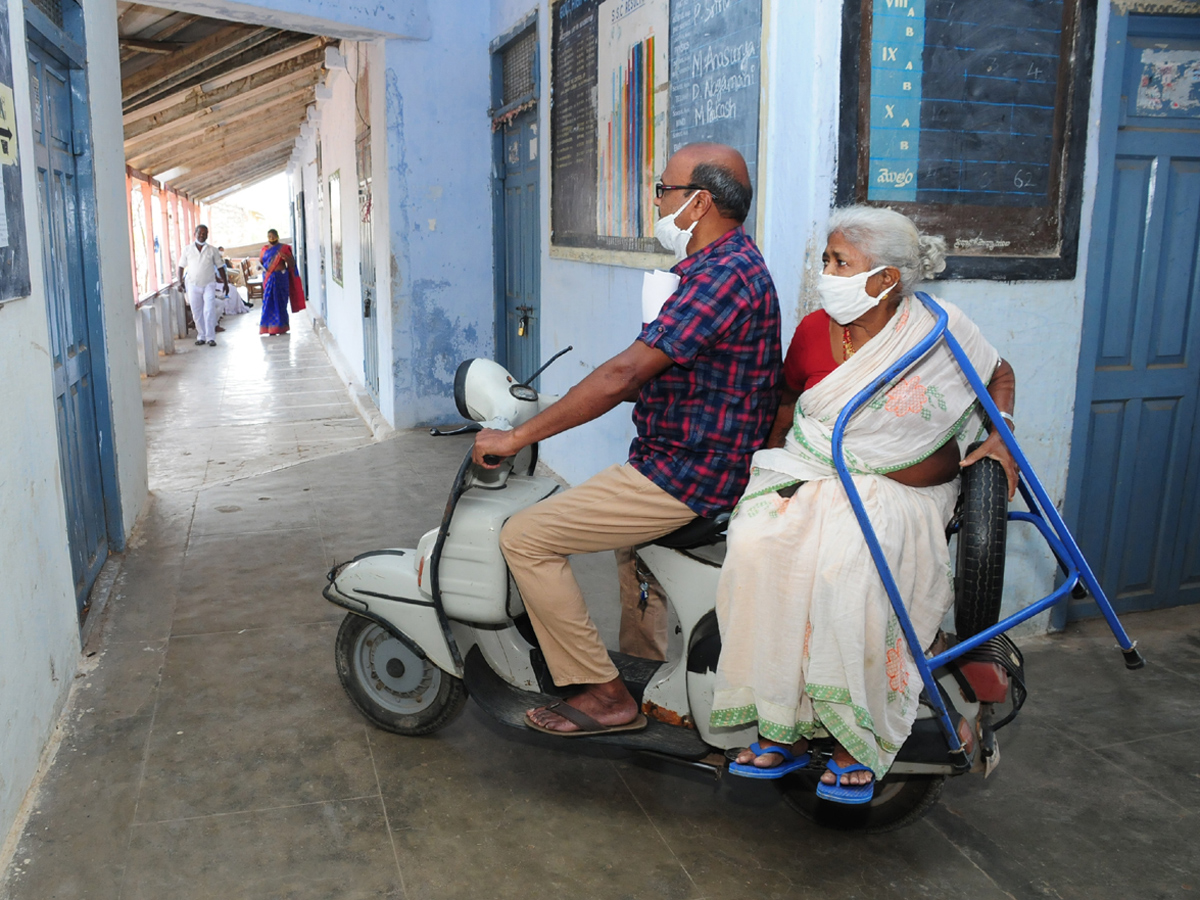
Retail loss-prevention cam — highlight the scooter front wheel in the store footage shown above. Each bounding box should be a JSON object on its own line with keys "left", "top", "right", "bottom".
{"left": 776, "top": 770, "right": 944, "bottom": 834}
{"left": 335, "top": 613, "right": 468, "bottom": 736}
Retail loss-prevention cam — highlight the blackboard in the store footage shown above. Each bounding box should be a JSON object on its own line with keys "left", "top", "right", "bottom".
{"left": 550, "top": 0, "right": 765, "bottom": 260}
{"left": 838, "top": 0, "right": 1094, "bottom": 279}
{"left": 0, "top": 3, "right": 32, "bottom": 302}
{"left": 668, "top": 0, "right": 762, "bottom": 237}
{"left": 550, "top": 0, "right": 601, "bottom": 250}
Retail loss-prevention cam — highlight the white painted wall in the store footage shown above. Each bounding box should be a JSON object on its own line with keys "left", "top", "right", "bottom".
{"left": 288, "top": 39, "right": 395, "bottom": 417}
{"left": 367, "top": 38, "right": 395, "bottom": 425}
{"left": 85, "top": 0, "right": 150, "bottom": 537}
{"left": 297, "top": 153, "right": 324, "bottom": 320}
{"left": 317, "top": 50, "right": 366, "bottom": 383}
{"left": 1, "top": 0, "right": 148, "bottom": 852}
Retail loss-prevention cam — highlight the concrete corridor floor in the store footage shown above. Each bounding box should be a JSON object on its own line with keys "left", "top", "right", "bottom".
{"left": 3, "top": 311, "right": 1200, "bottom": 899}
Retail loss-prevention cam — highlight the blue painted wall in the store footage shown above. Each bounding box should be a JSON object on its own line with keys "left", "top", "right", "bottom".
{"left": 384, "top": 1, "right": 495, "bottom": 427}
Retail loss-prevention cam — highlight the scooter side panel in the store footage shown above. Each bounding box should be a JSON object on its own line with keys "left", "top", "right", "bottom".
{"left": 327, "top": 552, "right": 458, "bottom": 676}
{"left": 633, "top": 545, "right": 725, "bottom": 737}
{"left": 438, "top": 476, "right": 559, "bottom": 624}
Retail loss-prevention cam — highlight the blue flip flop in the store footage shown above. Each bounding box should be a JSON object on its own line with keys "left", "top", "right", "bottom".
{"left": 815, "top": 758, "right": 876, "bottom": 805}
{"left": 727, "top": 742, "right": 812, "bottom": 780}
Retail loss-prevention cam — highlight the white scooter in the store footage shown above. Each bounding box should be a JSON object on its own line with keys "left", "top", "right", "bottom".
{"left": 323, "top": 350, "right": 1029, "bottom": 832}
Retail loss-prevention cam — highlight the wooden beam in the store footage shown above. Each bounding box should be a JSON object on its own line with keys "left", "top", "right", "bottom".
{"left": 123, "top": 70, "right": 319, "bottom": 155}
{"left": 123, "top": 45, "right": 325, "bottom": 137}
{"left": 181, "top": 150, "right": 293, "bottom": 198}
{"left": 145, "top": 12, "right": 201, "bottom": 42}
{"left": 178, "top": 145, "right": 294, "bottom": 193}
{"left": 121, "top": 24, "right": 269, "bottom": 106}
{"left": 117, "top": 3, "right": 155, "bottom": 29}
{"left": 166, "top": 135, "right": 300, "bottom": 187}
{"left": 126, "top": 90, "right": 314, "bottom": 169}
{"left": 138, "top": 110, "right": 305, "bottom": 175}
{"left": 194, "top": 159, "right": 292, "bottom": 200}
{"left": 195, "top": 162, "right": 293, "bottom": 201}
{"left": 125, "top": 31, "right": 314, "bottom": 114}
{"left": 198, "top": 35, "right": 327, "bottom": 93}
{"left": 119, "top": 37, "right": 185, "bottom": 54}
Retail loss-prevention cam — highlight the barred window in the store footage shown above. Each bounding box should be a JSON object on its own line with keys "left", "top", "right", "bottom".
{"left": 29, "top": 0, "right": 63, "bottom": 27}
{"left": 501, "top": 28, "right": 536, "bottom": 106}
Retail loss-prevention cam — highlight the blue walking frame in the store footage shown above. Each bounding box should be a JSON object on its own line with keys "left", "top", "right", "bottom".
{"left": 831, "top": 292, "right": 1146, "bottom": 770}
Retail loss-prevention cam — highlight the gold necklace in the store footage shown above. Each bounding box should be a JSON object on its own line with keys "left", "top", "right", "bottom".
{"left": 842, "top": 326, "right": 856, "bottom": 360}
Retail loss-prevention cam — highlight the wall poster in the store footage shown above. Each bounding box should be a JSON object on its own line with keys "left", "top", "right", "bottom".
{"left": 550, "top": 0, "right": 764, "bottom": 262}
{"left": 0, "top": 3, "right": 31, "bottom": 302}
{"left": 838, "top": 0, "right": 1094, "bottom": 279}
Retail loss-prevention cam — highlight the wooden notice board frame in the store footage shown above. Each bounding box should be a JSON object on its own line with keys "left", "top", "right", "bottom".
{"left": 837, "top": 0, "right": 1096, "bottom": 280}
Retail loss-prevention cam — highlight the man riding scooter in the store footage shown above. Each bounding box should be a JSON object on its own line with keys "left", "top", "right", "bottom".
{"left": 471, "top": 142, "right": 783, "bottom": 737}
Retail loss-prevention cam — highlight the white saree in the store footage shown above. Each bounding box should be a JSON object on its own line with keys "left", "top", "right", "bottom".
{"left": 710, "top": 295, "right": 1000, "bottom": 777}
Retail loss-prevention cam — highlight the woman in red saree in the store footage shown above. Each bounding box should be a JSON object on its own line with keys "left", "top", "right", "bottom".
{"left": 259, "top": 229, "right": 306, "bottom": 335}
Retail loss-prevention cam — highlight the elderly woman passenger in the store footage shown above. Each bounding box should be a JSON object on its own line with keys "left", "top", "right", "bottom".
{"left": 711, "top": 206, "right": 1017, "bottom": 804}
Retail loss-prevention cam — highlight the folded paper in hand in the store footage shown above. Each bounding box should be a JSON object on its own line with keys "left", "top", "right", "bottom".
{"left": 642, "top": 269, "right": 681, "bottom": 325}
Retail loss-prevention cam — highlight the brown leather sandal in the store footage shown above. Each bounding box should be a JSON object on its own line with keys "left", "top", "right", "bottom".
{"left": 523, "top": 701, "right": 647, "bottom": 737}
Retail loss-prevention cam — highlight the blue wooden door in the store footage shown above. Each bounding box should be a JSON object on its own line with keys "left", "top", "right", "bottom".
{"left": 501, "top": 108, "right": 540, "bottom": 384}
{"left": 358, "top": 131, "right": 379, "bottom": 403}
{"left": 1066, "top": 15, "right": 1200, "bottom": 620}
{"left": 29, "top": 41, "right": 108, "bottom": 612}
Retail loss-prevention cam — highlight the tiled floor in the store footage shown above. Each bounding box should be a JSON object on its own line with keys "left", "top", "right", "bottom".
{"left": 141, "top": 307, "right": 375, "bottom": 493}
{"left": 2, "top": 313, "right": 1199, "bottom": 899}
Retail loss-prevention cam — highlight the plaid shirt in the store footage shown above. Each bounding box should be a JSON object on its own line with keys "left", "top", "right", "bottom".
{"left": 631, "top": 227, "right": 782, "bottom": 516}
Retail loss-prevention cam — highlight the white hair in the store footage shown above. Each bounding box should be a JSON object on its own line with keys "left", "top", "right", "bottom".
{"left": 826, "top": 205, "right": 946, "bottom": 292}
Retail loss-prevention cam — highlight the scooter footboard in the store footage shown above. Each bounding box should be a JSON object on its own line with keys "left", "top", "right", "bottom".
{"left": 324, "top": 550, "right": 459, "bottom": 676}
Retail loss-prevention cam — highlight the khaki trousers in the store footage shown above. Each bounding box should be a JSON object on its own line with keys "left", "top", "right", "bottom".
{"left": 500, "top": 464, "right": 697, "bottom": 685}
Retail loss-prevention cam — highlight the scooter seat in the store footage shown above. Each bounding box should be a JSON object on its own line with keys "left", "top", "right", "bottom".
{"left": 652, "top": 512, "right": 731, "bottom": 550}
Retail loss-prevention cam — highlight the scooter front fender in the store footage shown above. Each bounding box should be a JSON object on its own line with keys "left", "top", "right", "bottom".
{"left": 324, "top": 550, "right": 459, "bottom": 677}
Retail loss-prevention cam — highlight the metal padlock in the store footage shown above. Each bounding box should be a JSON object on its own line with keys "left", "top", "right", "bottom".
{"left": 518, "top": 316, "right": 527, "bottom": 337}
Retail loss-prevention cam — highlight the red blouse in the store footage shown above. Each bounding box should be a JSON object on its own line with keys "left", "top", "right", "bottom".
{"left": 783, "top": 309, "right": 839, "bottom": 392}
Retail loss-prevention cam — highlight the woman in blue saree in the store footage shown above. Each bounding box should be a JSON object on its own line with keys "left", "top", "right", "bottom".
{"left": 259, "top": 229, "right": 304, "bottom": 335}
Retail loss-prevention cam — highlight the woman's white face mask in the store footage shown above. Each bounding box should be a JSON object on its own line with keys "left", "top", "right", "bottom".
{"left": 817, "top": 265, "right": 895, "bottom": 325}
{"left": 654, "top": 191, "right": 700, "bottom": 260}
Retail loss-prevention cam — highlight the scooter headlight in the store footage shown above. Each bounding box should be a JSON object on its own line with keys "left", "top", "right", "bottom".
{"left": 453, "top": 358, "right": 535, "bottom": 424}
{"left": 453, "top": 359, "right": 475, "bottom": 421}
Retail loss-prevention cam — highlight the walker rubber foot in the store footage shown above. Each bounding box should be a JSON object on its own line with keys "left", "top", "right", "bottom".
{"left": 1122, "top": 643, "right": 1146, "bottom": 670}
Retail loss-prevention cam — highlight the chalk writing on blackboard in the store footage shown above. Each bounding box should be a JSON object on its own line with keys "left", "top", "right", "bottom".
{"left": 551, "top": 0, "right": 764, "bottom": 258}
{"left": 842, "top": 0, "right": 1090, "bottom": 277}
{"left": 669, "top": 0, "right": 762, "bottom": 235}
{"left": 868, "top": 0, "right": 1064, "bottom": 208}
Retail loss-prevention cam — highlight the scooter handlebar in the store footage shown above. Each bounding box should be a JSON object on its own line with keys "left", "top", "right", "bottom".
{"left": 429, "top": 423, "right": 483, "bottom": 437}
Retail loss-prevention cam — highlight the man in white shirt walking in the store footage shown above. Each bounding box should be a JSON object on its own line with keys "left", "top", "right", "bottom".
{"left": 177, "top": 224, "right": 229, "bottom": 347}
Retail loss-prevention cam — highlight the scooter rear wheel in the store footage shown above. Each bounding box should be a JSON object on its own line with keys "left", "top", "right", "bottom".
{"left": 776, "top": 770, "right": 944, "bottom": 833}
{"left": 335, "top": 613, "right": 468, "bottom": 736}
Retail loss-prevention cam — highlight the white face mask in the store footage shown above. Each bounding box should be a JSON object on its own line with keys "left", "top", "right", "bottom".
{"left": 654, "top": 191, "right": 699, "bottom": 260}
{"left": 817, "top": 265, "right": 896, "bottom": 325}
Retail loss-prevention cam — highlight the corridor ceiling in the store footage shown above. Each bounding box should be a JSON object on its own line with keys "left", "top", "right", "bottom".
{"left": 118, "top": 3, "right": 332, "bottom": 200}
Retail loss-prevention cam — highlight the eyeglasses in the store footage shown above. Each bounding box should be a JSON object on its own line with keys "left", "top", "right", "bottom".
{"left": 654, "top": 183, "right": 704, "bottom": 199}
